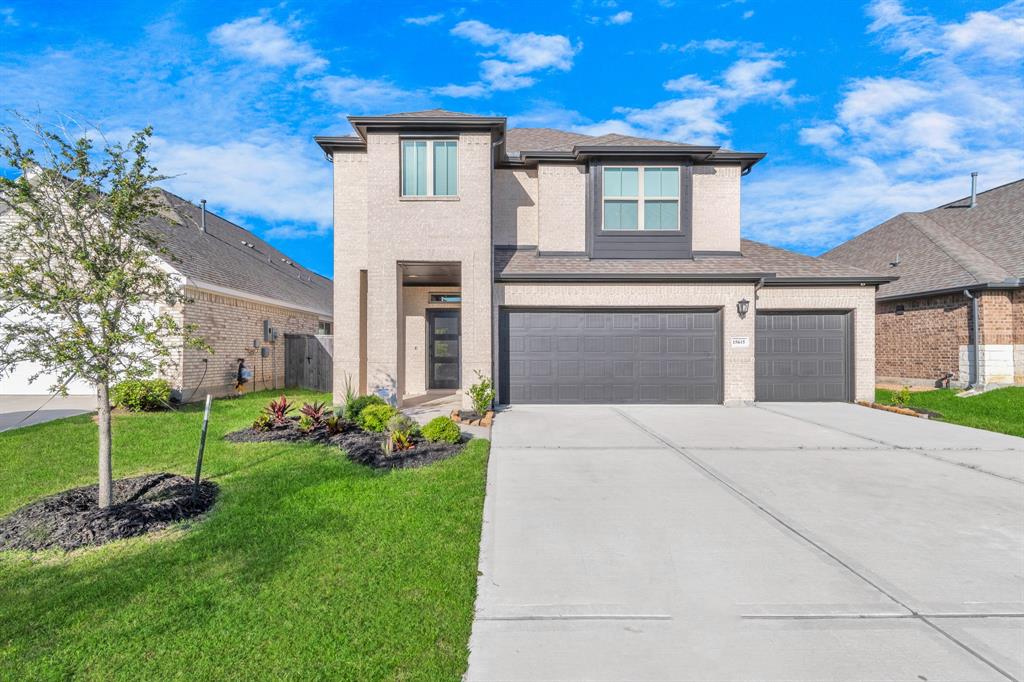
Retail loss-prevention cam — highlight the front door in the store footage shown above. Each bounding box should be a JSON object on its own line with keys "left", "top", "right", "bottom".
{"left": 427, "top": 309, "right": 461, "bottom": 389}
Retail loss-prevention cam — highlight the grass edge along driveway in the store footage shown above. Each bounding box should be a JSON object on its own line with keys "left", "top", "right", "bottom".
{"left": 0, "top": 389, "right": 490, "bottom": 681}
{"left": 875, "top": 386, "right": 1024, "bottom": 439}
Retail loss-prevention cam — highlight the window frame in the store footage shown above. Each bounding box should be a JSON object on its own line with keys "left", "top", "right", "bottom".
{"left": 600, "top": 165, "right": 681, "bottom": 232}
{"left": 400, "top": 138, "right": 459, "bottom": 198}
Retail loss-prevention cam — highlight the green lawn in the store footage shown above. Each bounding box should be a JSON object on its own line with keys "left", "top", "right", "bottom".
{"left": 875, "top": 386, "right": 1024, "bottom": 438}
{"left": 0, "top": 390, "right": 489, "bottom": 681}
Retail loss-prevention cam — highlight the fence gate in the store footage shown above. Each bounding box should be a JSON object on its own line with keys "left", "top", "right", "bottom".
{"left": 285, "top": 334, "right": 333, "bottom": 393}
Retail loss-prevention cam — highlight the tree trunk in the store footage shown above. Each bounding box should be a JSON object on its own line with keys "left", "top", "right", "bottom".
{"left": 97, "top": 381, "right": 113, "bottom": 509}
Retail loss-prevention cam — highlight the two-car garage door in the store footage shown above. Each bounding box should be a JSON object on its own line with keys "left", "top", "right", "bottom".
{"left": 498, "top": 308, "right": 851, "bottom": 404}
{"left": 499, "top": 309, "right": 722, "bottom": 404}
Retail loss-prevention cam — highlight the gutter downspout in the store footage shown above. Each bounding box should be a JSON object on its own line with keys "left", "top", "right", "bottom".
{"left": 964, "top": 289, "right": 980, "bottom": 388}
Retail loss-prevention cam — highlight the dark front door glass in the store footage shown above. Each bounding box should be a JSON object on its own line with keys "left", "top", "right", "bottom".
{"left": 428, "top": 310, "right": 460, "bottom": 389}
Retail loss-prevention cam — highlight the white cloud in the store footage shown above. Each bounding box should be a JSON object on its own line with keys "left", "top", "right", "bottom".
{"left": 320, "top": 75, "right": 417, "bottom": 110}
{"left": 798, "top": 123, "right": 844, "bottom": 149}
{"left": 748, "top": 0, "right": 1024, "bottom": 252}
{"left": 584, "top": 57, "right": 797, "bottom": 143}
{"left": 607, "top": 11, "right": 633, "bottom": 25}
{"left": 151, "top": 135, "right": 332, "bottom": 231}
{"left": 443, "top": 20, "right": 580, "bottom": 96}
{"left": 1, "top": 7, "right": 17, "bottom": 27}
{"left": 742, "top": 10, "right": 754, "bottom": 19}
{"left": 209, "top": 13, "right": 328, "bottom": 75}
{"left": 432, "top": 82, "right": 488, "bottom": 98}
{"left": 405, "top": 13, "right": 444, "bottom": 26}
{"left": 668, "top": 38, "right": 787, "bottom": 59}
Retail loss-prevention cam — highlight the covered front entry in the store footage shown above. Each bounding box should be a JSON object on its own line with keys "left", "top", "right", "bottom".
{"left": 755, "top": 311, "right": 852, "bottom": 401}
{"left": 498, "top": 308, "right": 722, "bottom": 404}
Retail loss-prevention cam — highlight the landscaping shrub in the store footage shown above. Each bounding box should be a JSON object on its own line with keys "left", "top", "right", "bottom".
{"left": 298, "top": 415, "right": 315, "bottom": 432}
{"left": 422, "top": 416, "right": 461, "bottom": 444}
{"left": 251, "top": 414, "right": 273, "bottom": 431}
{"left": 263, "top": 395, "right": 296, "bottom": 425}
{"left": 111, "top": 379, "right": 172, "bottom": 411}
{"left": 385, "top": 414, "right": 419, "bottom": 453}
{"left": 299, "top": 401, "right": 330, "bottom": 426}
{"left": 468, "top": 371, "right": 496, "bottom": 416}
{"left": 358, "top": 403, "right": 398, "bottom": 432}
{"left": 344, "top": 394, "right": 386, "bottom": 422}
{"left": 893, "top": 386, "right": 912, "bottom": 407}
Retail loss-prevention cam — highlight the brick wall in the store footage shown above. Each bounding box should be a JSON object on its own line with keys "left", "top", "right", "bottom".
{"left": 876, "top": 293, "right": 969, "bottom": 385}
{"left": 876, "top": 289, "right": 1023, "bottom": 386}
{"left": 170, "top": 286, "right": 321, "bottom": 400}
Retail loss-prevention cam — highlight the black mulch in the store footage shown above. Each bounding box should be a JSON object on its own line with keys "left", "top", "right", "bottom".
{"left": 225, "top": 419, "right": 466, "bottom": 470}
{"left": 0, "top": 473, "right": 219, "bottom": 553}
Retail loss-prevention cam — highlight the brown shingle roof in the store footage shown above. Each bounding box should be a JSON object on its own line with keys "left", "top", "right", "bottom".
{"left": 823, "top": 179, "right": 1024, "bottom": 299}
{"left": 149, "top": 190, "right": 333, "bottom": 314}
{"left": 496, "top": 239, "right": 889, "bottom": 282}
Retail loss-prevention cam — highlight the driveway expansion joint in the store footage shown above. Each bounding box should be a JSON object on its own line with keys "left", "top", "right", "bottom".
{"left": 755, "top": 404, "right": 1024, "bottom": 485}
{"left": 611, "top": 407, "right": 1020, "bottom": 682}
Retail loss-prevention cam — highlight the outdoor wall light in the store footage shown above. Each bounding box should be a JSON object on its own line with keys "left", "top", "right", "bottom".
{"left": 737, "top": 298, "right": 750, "bottom": 319}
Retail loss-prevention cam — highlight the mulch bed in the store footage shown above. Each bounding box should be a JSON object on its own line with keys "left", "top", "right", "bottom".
{"left": 0, "top": 473, "right": 219, "bottom": 553}
{"left": 225, "top": 418, "right": 466, "bottom": 470}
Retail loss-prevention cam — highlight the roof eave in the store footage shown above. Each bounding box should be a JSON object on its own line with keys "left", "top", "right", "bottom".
{"left": 710, "top": 151, "right": 766, "bottom": 171}
{"left": 877, "top": 279, "right": 1024, "bottom": 301}
{"left": 572, "top": 144, "right": 719, "bottom": 160}
{"left": 765, "top": 276, "right": 898, "bottom": 285}
{"left": 315, "top": 135, "right": 367, "bottom": 155}
{"left": 346, "top": 115, "right": 506, "bottom": 142}
{"left": 496, "top": 272, "right": 774, "bottom": 283}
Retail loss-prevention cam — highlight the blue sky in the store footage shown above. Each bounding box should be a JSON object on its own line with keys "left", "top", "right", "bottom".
{"left": 1, "top": 0, "right": 1021, "bottom": 278}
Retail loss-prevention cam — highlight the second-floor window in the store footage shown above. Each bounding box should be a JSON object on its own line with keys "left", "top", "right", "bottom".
{"left": 602, "top": 166, "right": 680, "bottom": 231}
{"left": 402, "top": 139, "right": 458, "bottom": 197}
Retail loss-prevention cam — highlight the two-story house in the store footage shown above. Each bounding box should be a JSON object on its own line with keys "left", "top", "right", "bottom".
{"left": 316, "top": 109, "right": 891, "bottom": 408}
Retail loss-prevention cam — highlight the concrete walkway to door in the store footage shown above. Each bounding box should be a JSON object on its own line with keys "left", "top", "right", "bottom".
{"left": 467, "top": 403, "right": 1024, "bottom": 681}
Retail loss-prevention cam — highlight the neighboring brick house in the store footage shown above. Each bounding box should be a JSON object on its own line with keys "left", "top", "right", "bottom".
{"left": 317, "top": 109, "right": 892, "bottom": 407}
{"left": 824, "top": 179, "right": 1024, "bottom": 389}
{"left": 1, "top": 190, "right": 333, "bottom": 400}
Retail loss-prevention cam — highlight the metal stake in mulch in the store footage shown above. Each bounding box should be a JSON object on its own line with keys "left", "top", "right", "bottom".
{"left": 192, "top": 394, "right": 213, "bottom": 504}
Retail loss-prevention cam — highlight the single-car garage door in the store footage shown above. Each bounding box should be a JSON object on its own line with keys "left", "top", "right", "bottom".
{"left": 755, "top": 312, "right": 851, "bottom": 401}
{"left": 499, "top": 309, "right": 722, "bottom": 404}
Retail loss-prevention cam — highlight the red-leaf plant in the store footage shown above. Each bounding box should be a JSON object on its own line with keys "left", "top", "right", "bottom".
{"left": 299, "top": 400, "right": 330, "bottom": 426}
{"left": 263, "top": 395, "right": 295, "bottom": 425}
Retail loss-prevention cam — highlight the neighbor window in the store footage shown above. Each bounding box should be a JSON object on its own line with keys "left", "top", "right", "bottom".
{"left": 402, "top": 139, "right": 458, "bottom": 197}
{"left": 317, "top": 321, "right": 332, "bottom": 335}
{"left": 602, "top": 166, "right": 679, "bottom": 231}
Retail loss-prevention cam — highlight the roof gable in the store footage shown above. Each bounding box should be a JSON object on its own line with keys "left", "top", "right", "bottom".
{"left": 823, "top": 179, "right": 1024, "bottom": 299}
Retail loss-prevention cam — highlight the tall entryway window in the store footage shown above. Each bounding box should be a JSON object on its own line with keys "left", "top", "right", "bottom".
{"left": 427, "top": 309, "right": 461, "bottom": 389}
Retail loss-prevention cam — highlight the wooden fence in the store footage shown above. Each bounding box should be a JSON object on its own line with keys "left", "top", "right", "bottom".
{"left": 284, "top": 334, "right": 333, "bottom": 393}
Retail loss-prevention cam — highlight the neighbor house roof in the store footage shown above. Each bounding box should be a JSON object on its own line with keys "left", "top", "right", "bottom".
{"left": 149, "top": 190, "right": 333, "bottom": 315}
{"left": 822, "top": 179, "right": 1024, "bottom": 300}
{"left": 315, "top": 110, "right": 765, "bottom": 170}
{"left": 495, "top": 240, "right": 892, "bottom": 284}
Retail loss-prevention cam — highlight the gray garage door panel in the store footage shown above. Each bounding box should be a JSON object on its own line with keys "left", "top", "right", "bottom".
{"left": 755, "top": 312, "right": 851, "bottom": 402}
{"left": 500, "top": 309, "right": 722, "bottom": 404}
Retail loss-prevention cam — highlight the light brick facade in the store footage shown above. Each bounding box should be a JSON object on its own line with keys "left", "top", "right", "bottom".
{"left": 166, "top": 286, "right": 322, "bottom": 400}
{"left": 875, "top": 289, "right": 1023, "bottom": 388}
{"left": 325, "top": 113, "right": 881, "bottom": 407}
{"left": 691, "top": 165, "right": 741, "bottom": 253}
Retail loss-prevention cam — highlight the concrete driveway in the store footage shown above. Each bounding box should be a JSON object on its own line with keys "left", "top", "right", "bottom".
{"left": 0, "top": 394, "right": 96, "bottom": 432}
{"left": 467, "top": 403, "right": 1024, "bottom": 682}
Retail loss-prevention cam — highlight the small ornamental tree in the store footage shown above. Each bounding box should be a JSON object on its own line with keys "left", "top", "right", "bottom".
{"left": 0, "top": 118, "right": 204, "bottom": 508}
